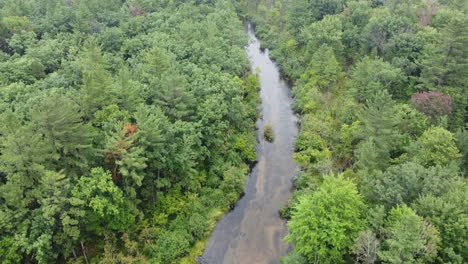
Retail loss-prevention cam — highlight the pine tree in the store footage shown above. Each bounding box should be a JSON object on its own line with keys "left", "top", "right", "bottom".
{"left": 80, "top": 40, "right": 114, "bottom": 118}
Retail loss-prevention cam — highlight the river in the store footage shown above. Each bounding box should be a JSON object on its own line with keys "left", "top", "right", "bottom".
{"left": 200, "top": 23, "right": 298, "bottom": 264}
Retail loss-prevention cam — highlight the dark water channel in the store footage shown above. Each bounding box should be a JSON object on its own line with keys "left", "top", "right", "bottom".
{"left": 200, "top": 24, "right": 298, "bottom": 264}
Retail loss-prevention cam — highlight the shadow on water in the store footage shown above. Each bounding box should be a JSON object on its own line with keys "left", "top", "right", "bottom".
{"left": 200, "top": 23, "right": 298, "bottom": 264}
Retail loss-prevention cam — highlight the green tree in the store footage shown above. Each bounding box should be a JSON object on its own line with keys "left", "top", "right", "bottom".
{"left": 456, "top": 129, "right": 468, "bottom": 176}
{"left": 307, "top": 0, "right": 346, "bottom": 21}
{"left": 155, "top": 73, "right": 194, "bottom": 121}
{"left": 104, "top": 123, "right": 147, "bottom": 196}
{"left": 409, "top": 127, "right": 461, "bottom": 167}
{"left": 355, "top": 90, "right": 402, "bottom": 171}
{"left": 412, "top": 180, "right": 468, "bottom": 263}
{"left": 361, "top": 162, "right": 457, "bottom": 208}
{"left": 286, "top": 175, "right": 367, "bottom": 263}
{"left": 79, "top": 40, "right": 114, "bottom": 117}
{"left": 361, "top": 9, "right": 412, "bottom": 56}
{"left": 72, "top": 167, "right": 134, "bottom": 234}
{"left": 378, "top": 205, "right": 440, "bottom": 264}
{"left": 418, "top": 16, "right": 468, "bottom": 90}
{"left": 300, "top": 44, "right": 342, "bottom": 93}
{"left": 31, "top": 93, "right": 95, "bottom": 174}
{"left": 348, "top": 57, "right": 405, "bottom": 102}
{"left": 140, "top": 46, "right": 171, "bottom": 83}
{"left": 301, "top": 14, "right": 343, "bottom": 57}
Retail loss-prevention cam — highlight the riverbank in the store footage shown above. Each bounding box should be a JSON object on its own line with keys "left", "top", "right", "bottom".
{"left": 201, "top": 23, "right": 298, "bottom": 264}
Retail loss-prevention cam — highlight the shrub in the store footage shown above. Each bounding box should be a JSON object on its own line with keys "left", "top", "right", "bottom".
{"left": 264, "top": 124, "right": 274, "bottom": 142}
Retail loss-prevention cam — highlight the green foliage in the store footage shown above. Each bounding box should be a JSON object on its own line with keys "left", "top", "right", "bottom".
{"left": 286, "top": 175, "right": 367, "bottom": 263}
{"left": 0, "top": 1, "right": 258, "bottom": 263}
{"left": 361, "top": 162, "right": 458, "bottom": 208}
{"left": 348, "top": 57, "right": 405, "bottom": 102}
{"left": 409, "top": 127, "right": 461, "bottom": 167}
{"left": 300, "top": 44, "right": 342, "bottom": 94}
{"left": 31, "top": 92, "right": 95, "bottom": 173}
{"left": 306, "top": 0, "right": 346, "bottom": 21}
{"left": 418, "top": 15, "right": 468, "bottom": 90}
{"left": 2, "top": 15, "right": 30, "bottom": 32}
{"left": 263, "top": 124, "right": 274, "bottom": 142}
{"left": 361, "top": 9, "right": 413, "bottom": 56}
{"left": 412, "top": 180, "right": 468, "bottom": 263}
{"left": 302, "top": 15, "right": 344, "bottom": 56}
{"left": 0, "top": 236, "right": 21, "bottom": 264}
{"left": 72, "top": 168, "right": 134, "bottom": 233}
{"left": 147, "top": 230, "right": 192, "bottom": 263}
{"left": 355, "top": 90, "right": 402, "bottom": 171}
{"left": 378, "top": 205, "right": 440, "bottom": 264}
{"left": 79, "top": 40, "right": 114, "bottom": 117}
{"left": 456, "top": 129, "right": 468, "bottom": 176}
{"left": 220, "top": 165, "right": 247, "bottom": 206}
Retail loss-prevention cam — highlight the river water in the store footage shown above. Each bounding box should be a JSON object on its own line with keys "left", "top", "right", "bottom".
{"left": 200, "top": 23, "right": 298, "bottom": 264}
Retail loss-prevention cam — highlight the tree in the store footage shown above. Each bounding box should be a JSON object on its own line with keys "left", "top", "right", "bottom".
{"left": 378, "top": 205, "right": 440, "bottom": 264}
{"left": 286, "top": 175, "right": 367, "bottom": 263}
{"left": 360, "top": 162, "right": 457, "bottom": 208}
{"left": 0, "top": 57, "right": 46, "bottom": 84}
{"left": 1, "top": 16, "right": 31, "bottom": 32}
{"left": 72, "top": 167, "right": 134, "bottom": 234}
{"left": 220, "top": 164, "right": 247, "bottom": 206}
{"left": 385, "top": 32, "right": 425, "bottom": 77}
{"left": 353, "top": 230, "right": 380, "bottom": 264}
{"left": 409, "top": 127, "right": 461, "bottom": 167}
{"left": 456, "top": 129, "right": 468, "bottom": 176}
{"left": 413, "top": 180, "right": 468, "bottom": 263}
{"left": 79, "top": 40, "right": 114, "bottom": 117}
{"left": 133, "top": 104, "right": 172, "bottom": 199}
{"left": 417, "top": 15, "right": 468, "bottom": 129}
{"left": 418, "top": 15, "right": 468, "bottom": 90}
{"left": 348, "top": 57, "right": 405, "bottom": 102}
{"left": 112, "top": 66, "right": 146, "bottom": 113}
{"left": 31, "top": 92, "right": 95, "bottom": 174}
{"left": 140, "top": 46, "right": 171, "bottom": 83}
{"left": 361, "top": 9, "right": 412, "bottom": 56}
{"left": 307, "top": 0, "right": 346, "bottom": 21}
{"left": 154, "top": 73, "right": 194, "bottom": 121}
{"left": 285, "top": 0, "right": 314, "bottom": 37}
{"left": 104, "top": 122, "right": 147, "bottom": 192}
{"left": 300, "top": 44, "right": 342, "bottom": 93}
{"left": 301, "top": 15, "right": 344, "bottom": 57}
{"left": 394, "top": 103, "right": 428, "bottom": 139}
{"left": 411, "top": 92, "right": 452, "bottom": 122}
{"left": 0, "top": 236, "right": 22, "bottom": 264}
{"left": 355, "top": 90, "right": 402, "bottom": 171}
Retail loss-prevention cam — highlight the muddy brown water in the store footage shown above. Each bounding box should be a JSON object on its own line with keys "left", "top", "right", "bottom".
{"left": 200, "top": 23, "right": 298, "bottom": 264}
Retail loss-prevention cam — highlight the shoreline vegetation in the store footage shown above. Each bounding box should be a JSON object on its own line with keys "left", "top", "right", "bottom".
{"left": 244, "top": 0, "right": 467, "bottom": 263}
{"left": 264, "top": 124, "right": 275, "bottom": 142}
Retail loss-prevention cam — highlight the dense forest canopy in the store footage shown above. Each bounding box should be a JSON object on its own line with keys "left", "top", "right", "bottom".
{"left": 0, "top": 0, "right": 260, "bottom": 263}
{"left": 246, "top": 0, "right": 467, "bottom": 263}
{"left": 1, "top": 0, "right": 467, "bottom": 263}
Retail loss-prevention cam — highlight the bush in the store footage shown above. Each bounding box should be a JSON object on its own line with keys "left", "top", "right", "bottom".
{"left": 147, "top": 230, "right": 193, "bottom": 263}
{"left": 264, "top": 124, "right": 274, "bottom": 142}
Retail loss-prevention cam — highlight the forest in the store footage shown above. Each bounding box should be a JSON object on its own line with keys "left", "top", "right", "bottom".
{"left": 0, "top": 0, "right": 261, "bottom": 263}
{"left": 1, "top": 0, "right": 467, "bottom": 263}
{"left": 245, "top": 0, "right": 467, "bottom": 263}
